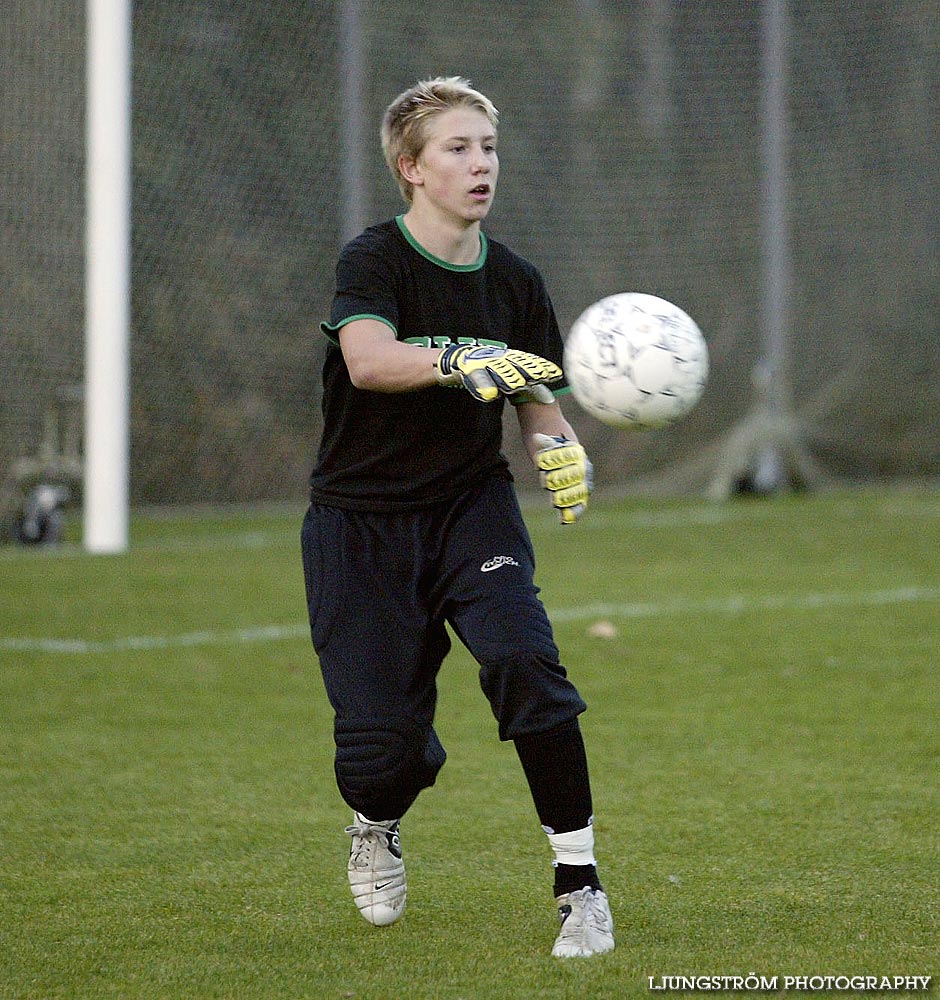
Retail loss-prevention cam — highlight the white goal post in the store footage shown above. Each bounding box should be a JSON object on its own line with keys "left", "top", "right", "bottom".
{"left": 84, "top": 0, "right": 132, "bottom": 553}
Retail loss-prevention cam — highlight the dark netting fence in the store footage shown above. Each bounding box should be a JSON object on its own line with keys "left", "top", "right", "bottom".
{"left": 3, "top": 1, "right": 938, "bottom": 520}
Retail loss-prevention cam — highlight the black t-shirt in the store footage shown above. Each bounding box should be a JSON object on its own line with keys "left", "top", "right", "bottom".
{"left": 309, "top": 216, "right": 568, "bottom": 512}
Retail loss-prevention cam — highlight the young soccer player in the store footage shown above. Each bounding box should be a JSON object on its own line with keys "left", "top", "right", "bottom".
{"left": 301, "top": 76, "right": 614, "bottom": 958}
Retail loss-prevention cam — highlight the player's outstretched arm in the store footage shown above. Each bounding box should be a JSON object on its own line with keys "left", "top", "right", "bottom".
{"left": 435, "top": 344, "right": 562, "bottom": 402}
{"left": 339, "top": 320, "right": 444, "bottom": 393}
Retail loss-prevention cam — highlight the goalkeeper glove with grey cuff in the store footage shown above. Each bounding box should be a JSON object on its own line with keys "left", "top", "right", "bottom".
{"left": 533, "top": 433, "right": 593, "bottom": 524}
{"left": 436, "top": 344, "right": 562, "bottom": 403}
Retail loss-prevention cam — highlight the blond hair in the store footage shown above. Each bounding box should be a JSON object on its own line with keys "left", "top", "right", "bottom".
{"left": 381, "top": 76, "right": 499, "bottom": 203}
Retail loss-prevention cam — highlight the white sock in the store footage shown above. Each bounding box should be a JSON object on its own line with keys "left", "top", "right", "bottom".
{"left": 545, "top": 824, "right": 596, "bottom": 867}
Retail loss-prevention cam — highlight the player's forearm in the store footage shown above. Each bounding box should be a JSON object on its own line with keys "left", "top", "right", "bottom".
{"left": 339, "top": 322, "right": 441, "bottom": 393}
{"left": 516, "top": 400, "right": 579, "bottom": 463}
{"left": 347, "top": 342, "right": 441, "bottom": 393}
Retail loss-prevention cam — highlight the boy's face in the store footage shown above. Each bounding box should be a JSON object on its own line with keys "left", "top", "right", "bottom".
{"left": 403, "top": 106, "right": 498, "bottom": 224}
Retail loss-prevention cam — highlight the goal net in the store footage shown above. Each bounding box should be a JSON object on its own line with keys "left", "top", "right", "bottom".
{"left": 3, "top": 1, "right": 938, "bottom": 524}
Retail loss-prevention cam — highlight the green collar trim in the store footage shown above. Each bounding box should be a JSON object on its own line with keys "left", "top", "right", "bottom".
{"left": 396, "top": 215, "right": 488, "bottom": 272}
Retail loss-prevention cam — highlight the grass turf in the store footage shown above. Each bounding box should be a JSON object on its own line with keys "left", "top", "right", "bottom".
{"left": 1, "top": 489, "right": 938, "bottom": 998}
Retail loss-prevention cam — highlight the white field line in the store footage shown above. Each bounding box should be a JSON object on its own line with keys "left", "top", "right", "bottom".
{"left": 0, "top": 624, "right": 309, "bottom": 655}
{"left": 3, "top": 585, "right": 939, "bottom": 656}
{"left": 546, "top": 585, "right": 940, "bottom": 622}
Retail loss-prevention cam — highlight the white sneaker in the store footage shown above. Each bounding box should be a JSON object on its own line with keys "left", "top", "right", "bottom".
{"left": 552, "top": 886, "right": 615, "bottom": 957}
{"left": 344, "top": 812, "right": 406, "bottom": 926}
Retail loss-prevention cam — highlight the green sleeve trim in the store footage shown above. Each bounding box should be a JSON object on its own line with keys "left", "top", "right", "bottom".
{"left": 319, "top": 314, "right": 398, "bottom": 345}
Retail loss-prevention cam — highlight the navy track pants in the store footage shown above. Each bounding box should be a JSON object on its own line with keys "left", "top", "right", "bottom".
{"left": 300, "top": 475, "right": 587, "bottom": 819}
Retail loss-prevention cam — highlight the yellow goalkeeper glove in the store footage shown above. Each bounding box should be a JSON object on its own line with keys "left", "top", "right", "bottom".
{"left": 533, "top": 433, "right": 593, "bottom": 524}
{"left": 436, "top": 344, "right": 562, "bottom": 403}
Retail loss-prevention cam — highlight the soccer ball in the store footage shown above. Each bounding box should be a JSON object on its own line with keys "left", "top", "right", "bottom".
{"left": 564, "top": 292, "right": 709, "bottom": 430}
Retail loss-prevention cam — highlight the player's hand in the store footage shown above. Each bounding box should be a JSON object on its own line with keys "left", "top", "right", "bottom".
{"left": 533, "top": 433, "right": 593, "bottom": 525}
{"left": 436, "top": 344, "right": 562, "bottom": 403}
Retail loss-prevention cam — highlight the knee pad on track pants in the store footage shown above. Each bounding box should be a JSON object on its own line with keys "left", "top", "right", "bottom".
{"left": 333, "top": 716, "right": 446, "bottom": 820}
{"left": 478, "top": 651, "right": 587, "bottom": 741}
{"left": 466, "top": 608, "right": 587, "bottom": 741}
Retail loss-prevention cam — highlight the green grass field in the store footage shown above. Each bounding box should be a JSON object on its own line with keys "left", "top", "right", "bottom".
{"left": 1, "top": 489, "right": 938, "bottom": 999}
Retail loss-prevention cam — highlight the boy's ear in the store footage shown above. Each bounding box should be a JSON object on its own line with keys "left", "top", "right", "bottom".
{"left": 398, "top": 154, "right": 422, "bottom": 188}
